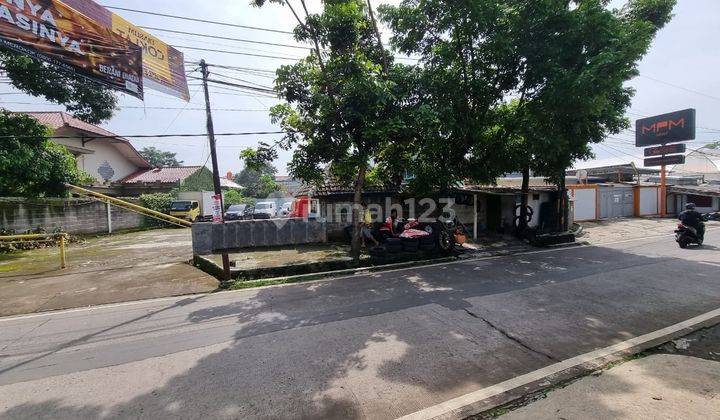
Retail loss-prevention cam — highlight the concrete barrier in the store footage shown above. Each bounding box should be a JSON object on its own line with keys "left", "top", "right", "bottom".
{"left": 191, "top": 218, "right": 327, "bottom": 255}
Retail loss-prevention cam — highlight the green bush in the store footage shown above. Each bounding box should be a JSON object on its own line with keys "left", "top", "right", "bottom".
{"left": 223, "top": 189, "right": 254, "bottom": 209}
{"left": 139, "top": 193, "right": 175, "bottom": 227}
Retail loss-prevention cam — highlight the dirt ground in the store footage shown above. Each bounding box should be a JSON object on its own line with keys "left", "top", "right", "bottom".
{"left": 207, "top": 244, "right": 353, "bottom": 270}
{"left": 0, "top": 229, "right": 218, "bottom": 317}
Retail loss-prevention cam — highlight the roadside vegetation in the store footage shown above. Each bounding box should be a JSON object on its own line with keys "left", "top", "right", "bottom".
{"left": 242, "top": 0, "right": 676, "bottom": 256}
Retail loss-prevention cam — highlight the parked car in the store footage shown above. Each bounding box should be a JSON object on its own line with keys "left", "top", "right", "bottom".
{"left": 225, "top": 204, "right": 248, "bottom": 221}
{"left": 253, "top": 201, "right": 277, "bottom": 219}
{"left": 279, "top": 202, "right": 292, "bottom": 217}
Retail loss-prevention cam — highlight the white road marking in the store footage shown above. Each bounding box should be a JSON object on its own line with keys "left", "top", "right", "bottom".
{"left": 0, "top": 227, "right": 715, "bottom": 323}
{"left": 397, "top": 307, "right": 720, "bottom": 420}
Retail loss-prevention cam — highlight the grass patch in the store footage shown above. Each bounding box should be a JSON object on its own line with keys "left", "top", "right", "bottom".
{"left": 0, "top": 263, "right": 22, "bottom": 273}
{"left": 227, "top": 274, "right": 326, "bottom": 290}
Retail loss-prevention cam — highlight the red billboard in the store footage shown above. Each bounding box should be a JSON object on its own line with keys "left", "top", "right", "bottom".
{"left": 0, "top": 0, "right": 144, "bottom": 99}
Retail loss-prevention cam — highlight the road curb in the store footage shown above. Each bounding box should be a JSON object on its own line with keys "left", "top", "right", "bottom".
{"left": 403, "top": 309, "right": 720, "bottom": 420}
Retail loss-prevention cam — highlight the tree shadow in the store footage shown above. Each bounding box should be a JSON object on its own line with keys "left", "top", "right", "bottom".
{"left": 2, "top": 243, "right": 720, "bottom": 419}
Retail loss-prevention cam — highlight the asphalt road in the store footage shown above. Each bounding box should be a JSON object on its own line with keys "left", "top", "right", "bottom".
{"left": 1, "top": 229, "right": 719, "bottom": 419}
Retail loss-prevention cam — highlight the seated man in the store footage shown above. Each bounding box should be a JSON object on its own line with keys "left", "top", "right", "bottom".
{"left": 679, "top": 202, "right": 705, "bottom": 240}
{"left": 381, "top": 208, "right": 403, "bottom": 237}
{"left": 360, "top": 202, "right": 379, "bottom": 248}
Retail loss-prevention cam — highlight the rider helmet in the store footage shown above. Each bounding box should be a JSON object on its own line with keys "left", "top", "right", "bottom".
{"left": 686, "top": 203, "right": 696, "bottom": 210}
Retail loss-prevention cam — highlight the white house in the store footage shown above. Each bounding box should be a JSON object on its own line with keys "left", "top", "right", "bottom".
{"left": 27, "top": 112, "right": 151, "bottom": 187}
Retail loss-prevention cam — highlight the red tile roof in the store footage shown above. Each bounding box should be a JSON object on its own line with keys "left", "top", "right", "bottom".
{"left": 121, "top": 166, "right": 204, "bottom": 184}
{"left": 24, "top": 111, "right": 151, "bottom": 168}
{"left": 27, "top": 111, "right": 119, "bottom": 138}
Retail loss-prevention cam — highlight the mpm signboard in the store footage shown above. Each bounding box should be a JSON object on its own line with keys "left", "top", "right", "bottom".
{"left": 644, "top": 143, "right": 686, "bottom": 157}
{"left": 635, "top": 108, "right": 696, "bottom": 147}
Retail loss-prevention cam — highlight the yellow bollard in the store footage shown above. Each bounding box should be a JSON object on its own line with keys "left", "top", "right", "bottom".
{"left": 59, "top": 234, "right": 67, "bottom": 269}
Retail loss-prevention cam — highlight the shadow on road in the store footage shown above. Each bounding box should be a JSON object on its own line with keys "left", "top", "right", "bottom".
{"left": 3, "top": 242, "right": 720, "bottom": 419}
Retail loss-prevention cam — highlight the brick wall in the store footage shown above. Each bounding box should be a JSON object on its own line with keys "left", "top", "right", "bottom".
{"left": 0, "top": 198, "right": 143, "bottom": 235}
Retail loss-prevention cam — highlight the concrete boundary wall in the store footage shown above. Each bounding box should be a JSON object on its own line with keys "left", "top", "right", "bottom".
{"left": 192, "top": 218, "right": 327, "bottom": 255}
{"left": 0, "top": 197, "right": 142, "bottom": 235}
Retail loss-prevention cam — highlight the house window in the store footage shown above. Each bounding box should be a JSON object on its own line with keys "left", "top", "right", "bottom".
{"left": 532, "top": 194, "right": 540, "bottom": 201}
{"left": 687, "top": 194, "right": 713, "bottom": 208}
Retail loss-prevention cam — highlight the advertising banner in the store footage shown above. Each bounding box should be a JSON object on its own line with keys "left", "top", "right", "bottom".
{"left": 644, "top": 143, "right": 686, "bottom": 157}
{"left": 635, "top": 108, "right": 696, "bottom": 147}
{"left": 0, "top": 0, "right": 143, "bottom": 98}
{"left": 644, "top": 154, "right": 686, "bottom": 167}
{"left": 62, "top": 0, "right": 190, "bottom": 101}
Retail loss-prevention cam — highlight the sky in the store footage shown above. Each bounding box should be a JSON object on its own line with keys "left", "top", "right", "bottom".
{"left": 1, "top": 0, "right": 719, "bottom": 176}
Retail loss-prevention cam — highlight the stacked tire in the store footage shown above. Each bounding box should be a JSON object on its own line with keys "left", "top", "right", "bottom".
{"left": 401, "top": 237, "right": 420, "bottom": 252}
{"left": 385, "top": 237, "right": 403, "bottom": 253}
{"left": 419, "top": 235, "right": 436, "bottom": 251}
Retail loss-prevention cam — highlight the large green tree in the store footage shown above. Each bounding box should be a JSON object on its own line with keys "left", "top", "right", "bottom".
{"left": 0, "top": 48, "right": 117, "bottom": 124}
{"left": 233, "top": 163, "right": 279, "bottom": 198}
{"left": 245, "top": 0, "right": 414, "bottom": 258}
{"left": 139, "top": 146, "right": 184, "bottom": 167}
{"left": 378, "top": 0, "right": 536, "bottom": 192}
{"left": 381, "top": 0, "right": 675, "bottom": 230}
{"left": 0, "top": 111, "right": 90, "bottom": 197}
{"left": 511, "top": 0, "right": 675, "bottom": 230}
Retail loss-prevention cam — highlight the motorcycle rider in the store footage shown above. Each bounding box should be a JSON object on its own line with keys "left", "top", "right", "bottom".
{"left": 678, "top": 203, "right": 705, "bottom": 241}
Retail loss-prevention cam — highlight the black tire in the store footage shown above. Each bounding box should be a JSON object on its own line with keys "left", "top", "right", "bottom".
{"left": 386, "top": 243, "right": 403, "bottom": 253}
{"left": 419, "top": 236, "right": 435, "bottom": 247}
{"left": 678, "top": 237, "right": 689, "bottom": 248}
{"left": 419, "top": 243, "right": 437, "bottom": 251}
{"left": 438, "top": 230, "right": 454, "bottom": 252}
{"left": 402, "top": 239, "right": 420, "bottom": 252}
{"left": 369, "top": 246, "right": 386, "bottom": 257}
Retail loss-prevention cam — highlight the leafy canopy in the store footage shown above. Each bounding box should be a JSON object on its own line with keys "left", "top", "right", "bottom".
{"left": 139, "top": 146, "right": 184, "bottom": 168}
{"left": 246, "top": 0, "right": 412, "bottom": 189}
{"left": 233, "top": 163, "right": 279, "bottom": 198}
{"left": 516, "top": 0, "right": 677, "bottom": 183}
{"left": 0, "top": 48, "right": 117, "bottom": 124}
{"left": 0, "top": 111, "right": 90, "bottom": 197}
{"left": 379, "top": 0, "right": 675, "bottom": 189}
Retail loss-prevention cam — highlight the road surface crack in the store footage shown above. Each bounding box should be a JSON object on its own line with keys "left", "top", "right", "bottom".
{"left": 463, "top": 309, "right": 559, "bottom": 362}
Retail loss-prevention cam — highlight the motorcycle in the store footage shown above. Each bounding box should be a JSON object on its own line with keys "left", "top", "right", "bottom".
{"left": 675, "top": 214, "right": 709, "bottom": 248}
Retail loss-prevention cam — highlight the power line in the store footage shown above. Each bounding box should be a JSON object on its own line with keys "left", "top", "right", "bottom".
{"left": 104, "top": 6, "right": 295, "bottom": 35}
{"left": 639, "top": 75, "right": 720, "bottom": 103}
{"left": 210, "top": 72, "right": 275, "bottom": 90}
{"left": 140, "top": 26, "right": 310, "bottom": 50}
{"left": 207, "top": 64, "right": 277, "bottom": 74}
{"left": 187, "top": 75, "right": 277, "bottom": 94}
{"left": 173, "top": 45, "right": 301, "bottom": 61}
{"left": 0, "top": 131, "right": 285, "bottom": 140}
{"left": 0, "top": 101, "right": 269, "bottom": 112}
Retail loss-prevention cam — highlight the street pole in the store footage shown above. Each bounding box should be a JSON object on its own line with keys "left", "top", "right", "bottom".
{"left": 200, "top": 59, "right": 231, "bottom": 281}
{"left": 660, "top": 164, "right": 667, "bottom": 217}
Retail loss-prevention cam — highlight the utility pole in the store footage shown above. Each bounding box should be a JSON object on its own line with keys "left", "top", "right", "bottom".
{"left": 660, "top": 164, "right": 667, "bottom": 217}
{"left": 200, "top": 59, "right": 231, "bottom": 281}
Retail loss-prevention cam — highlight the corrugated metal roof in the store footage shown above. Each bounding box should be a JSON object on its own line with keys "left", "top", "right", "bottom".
{"left": 296, "top": 180, "right": 400, "bottom": 197}
{"left": 121, "top": 166, "right": 203, "bottom": 184}
{"left": 668, "top": 184, "right": 720, "bottom": 198}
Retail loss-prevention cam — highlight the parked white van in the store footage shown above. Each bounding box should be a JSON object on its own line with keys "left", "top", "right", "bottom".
{"left": 253, "top": 201, "right": 278, "bottom": 219}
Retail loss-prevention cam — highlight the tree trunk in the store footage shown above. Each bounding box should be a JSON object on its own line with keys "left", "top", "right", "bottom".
{"left": 557, "top": 170, "right": 568, "bottom": 232}
{"left": 518, "top": 166, "right": 530, "bottom": 234}
{"left": 350, "top": 165, "right": 367, "bottom": 260}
